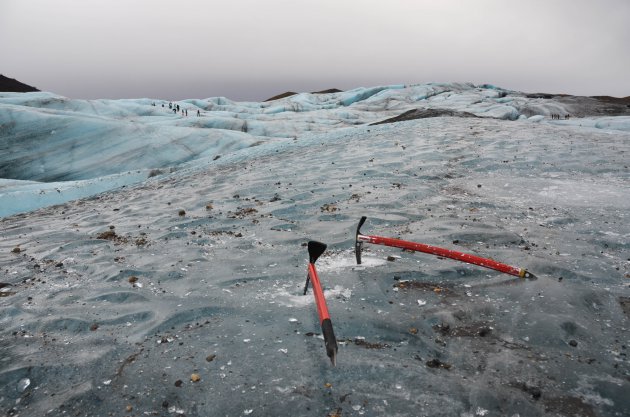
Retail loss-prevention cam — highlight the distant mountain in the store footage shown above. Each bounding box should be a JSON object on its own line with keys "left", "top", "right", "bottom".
{"left": 0, "top": 74, "right": 39, "bottom": 92}
{"left": 264, "top": 88, "right": 342, "bottom": 101}
{"left": 311, "top": 88, "right": 342, "bottom": 94}
{"left": 591, "top": 95, "right": 630, "bottom": 106}
{"left": 264, "top": 91, "right": 298, "bottom": 101}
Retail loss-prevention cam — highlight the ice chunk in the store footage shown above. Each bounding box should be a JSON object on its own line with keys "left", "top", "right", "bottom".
{"left": 17, "top": 378, "right": 30, "bottom": 392}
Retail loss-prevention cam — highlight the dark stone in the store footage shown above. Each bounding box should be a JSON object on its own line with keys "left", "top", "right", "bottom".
{"left": 426, "top": 358, "right": 452, "bottom": 369}
{"left": 0, "top": 75, "right": 39, "bottom": 92}
{"left": 478, "top": 327, "right": 492, "bottom": 337}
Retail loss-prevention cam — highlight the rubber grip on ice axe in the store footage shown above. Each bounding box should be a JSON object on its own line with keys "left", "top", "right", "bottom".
{"left": 304, "top": 241, "right": 338, "bottom": 366}
{"left": 355, "top": 217, "right": 537, "bottom": 280}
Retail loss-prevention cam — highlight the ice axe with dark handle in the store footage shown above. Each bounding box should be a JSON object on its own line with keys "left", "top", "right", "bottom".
{"left": 355, "top": 216, "right": 537, "bottom": 280}
{"left": 303, "top": 241, "right": 338, "bottom": 366}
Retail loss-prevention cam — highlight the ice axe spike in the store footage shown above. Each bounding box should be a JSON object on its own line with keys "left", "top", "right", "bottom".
{"left": 321, "top": 318, "right": 337, "bottom": 366}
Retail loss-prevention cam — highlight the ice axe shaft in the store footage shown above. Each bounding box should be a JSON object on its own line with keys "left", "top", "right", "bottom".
{"left": 304, "top": 241, "right": 338, "bottom": 366}
{"left": 355, "top": 217, "right": 536, "bottom": 279}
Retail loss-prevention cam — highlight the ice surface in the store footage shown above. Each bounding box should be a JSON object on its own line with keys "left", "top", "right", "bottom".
{"left": 1, "top": 84, "right": 629, "bottom": 416}
{"left": 5, "top": 83, "right": 623, "bottom": 218}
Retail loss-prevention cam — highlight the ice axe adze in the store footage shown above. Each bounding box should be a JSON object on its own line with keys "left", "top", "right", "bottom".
{"left": 355, "top": 216, "right": 537, "bottom": 280}
{"left": 303, "top": 241, "right": 338, "bottom": 366}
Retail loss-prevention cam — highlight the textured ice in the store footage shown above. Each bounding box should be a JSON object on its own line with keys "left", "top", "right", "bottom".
{"left": 4, "top": 82, "right": 618, "bottom": 218}
{"left": 1, "top": 83, "right": 630, "bottom": 416}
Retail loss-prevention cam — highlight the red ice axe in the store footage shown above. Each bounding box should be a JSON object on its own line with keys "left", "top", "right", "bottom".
{"left": 303, "top": 241, "right": 338, "bottom": 366}
{"left": 355, "top": 216, "right": 536, "bottom": 279}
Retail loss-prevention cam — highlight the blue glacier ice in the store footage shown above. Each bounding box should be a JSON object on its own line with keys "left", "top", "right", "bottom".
{"left": 1, "top": 82, "right": 629, "bottom": 416}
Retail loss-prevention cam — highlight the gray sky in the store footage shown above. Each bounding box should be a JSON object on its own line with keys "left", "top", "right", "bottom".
{"left": 2, "top": 0, "right": 629, "bottom": 101}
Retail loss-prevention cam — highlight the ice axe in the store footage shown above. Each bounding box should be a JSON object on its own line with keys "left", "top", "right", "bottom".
{"left": 303, "top": 241, "right": 338, "bottom": 366}
{"left": 355, "top": 216, "right": 536, "bottom": 280}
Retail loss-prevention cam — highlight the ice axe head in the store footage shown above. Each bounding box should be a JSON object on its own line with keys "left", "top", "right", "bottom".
{"left": 308, "top": 241, "right": 327, "bottom": 264}
{"left": 355, "top": 216, "right": 367, "bottom": 264}
{"left": 303, "top": 241, "right": 327, "bottom": 295}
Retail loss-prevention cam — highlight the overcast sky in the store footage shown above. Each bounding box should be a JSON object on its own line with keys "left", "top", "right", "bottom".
{"left": 2, "top": 0, "right": 629, "bottom": 101}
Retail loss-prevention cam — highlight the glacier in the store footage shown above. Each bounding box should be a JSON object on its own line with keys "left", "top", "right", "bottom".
{"left": 2, "top": 83, "right": 630, "bottom": 218}
{"left": 1, "top": 82, "right": 629, "bottom": 416}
